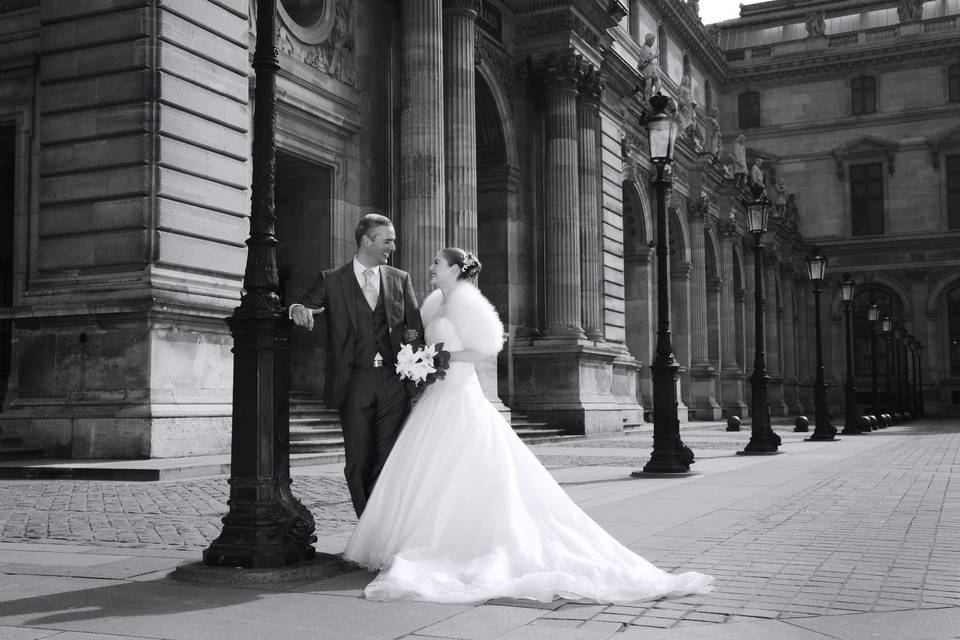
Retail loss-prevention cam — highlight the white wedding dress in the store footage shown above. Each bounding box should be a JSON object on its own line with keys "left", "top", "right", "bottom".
{"left": 342, "top": 306, "right": 713, "bottom": 605}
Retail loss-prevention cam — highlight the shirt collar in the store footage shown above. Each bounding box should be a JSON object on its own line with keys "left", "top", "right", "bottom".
{"left": 353, "top": 257, "right": 381, "bottom": 279}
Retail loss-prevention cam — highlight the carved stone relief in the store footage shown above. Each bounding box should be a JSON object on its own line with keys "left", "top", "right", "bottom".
{"left": 268, "top": 0, "right": 356, "bottom": 86}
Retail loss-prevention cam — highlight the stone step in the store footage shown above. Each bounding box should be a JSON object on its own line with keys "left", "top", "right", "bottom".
{"left": 290, "top": 426, "right": 341, "bottom": 442}
{"left": 0, "top": 446, "right": 45, "bottom": 461}
{"left": 290, "top": 439, "right": 348, "bottom": 454}
{"left": 290, "top": 416, "right": 341, "bottom": 427}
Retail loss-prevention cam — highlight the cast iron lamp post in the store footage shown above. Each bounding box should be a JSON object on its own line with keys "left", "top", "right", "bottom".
{"left": 881, "top": 315, "right": 893, "bottom": 424}
{"left": 634, "top": 93, "right": 692, "bottom": 475}
{"left": 840, "top": 275, "right": 861, "bottom": 434}
{"left": 868, "top": 303, "right": 880, "bottom": 426}
{"left": 806, "top": 247, "right": 836, "bottom": 441}
{"left": 203, "top": 0, "right": 317, "bottom": 568}
{"left": 737, "top": 182, "right": 781, "bottom": 455}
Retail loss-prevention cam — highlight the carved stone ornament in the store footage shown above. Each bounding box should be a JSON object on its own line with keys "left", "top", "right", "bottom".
{"left": 608, "top": 0, "right": 628, "bottom": 22}
{"left": 897, "top": 0, "right": 922, "bottom": 22}
{"left": 687, "top": 193, "right": 710, "bottom": 221}
{"left": 578, "top": 64, "right": 605, "bottom": 100}
{"left": 476, "top": 34, "right": 520, "bottom": 114}
{"left": 517, "top": 11, "right": 603, "bottom": 51}
{"left": 444, "top": 0, "right": 481, "bottom": 11}
{"left": 532, "top": 49, "right": 584, "bottom": 93}
{"left": 273, "top": 0, "right": 356, "bottom": 86}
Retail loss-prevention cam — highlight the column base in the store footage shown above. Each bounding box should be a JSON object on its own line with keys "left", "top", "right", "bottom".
{"left": 690, "top": 364, "right": 722, "bottom": 420}
{"left": 511, "top": 340, "right": 641, "bottom": 435}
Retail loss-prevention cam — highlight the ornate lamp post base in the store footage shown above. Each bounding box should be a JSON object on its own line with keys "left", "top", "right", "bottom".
{"left": 638, "top": 359, "right": 693, "bottom": 474}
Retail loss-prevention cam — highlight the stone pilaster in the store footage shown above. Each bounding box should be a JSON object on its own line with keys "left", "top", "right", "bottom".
{"left": 443, "top": 0, "right": 478, "bottom": 251}
{"left": 671, "top": 260, "right": 692, "bottom": 421}
{"left": 541, "top": 51, "right": 585, "bottom": 340}
{"left": 577, "top": 67, "right": 604, "bottom": 341}
{"left": 625, "top": 248, "right": 654, "bottom": 412}
{"left": 719, "top": 220, "right": 747, "bottom": 417}
{"left": 401, "top": 0, "right": 445, "bottom": 299}
{"left": 688, "top": 198, "right": 720, "bottom": 419}
{"left": 629, "top": 1, "right": 643, "bottom": 42}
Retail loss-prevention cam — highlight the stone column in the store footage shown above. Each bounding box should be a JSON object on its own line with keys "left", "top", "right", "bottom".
{"left": 401, "top": 0, "right": 445, "bottom": 298}
{"left": 780, "top": 265, "right": 802, "bottom": 414}
{"left": 577, "top": 67, "right": 604, "bottom": 340}
{"left": 541, "top": 52, "right": 585, "bottom": 339}
{"left": 625, "top": 248, "right": 654, "bottom": 411}
{"left": 719, "top": 220, "right": 747, "bottom": 417}
{"left": 629, "top": 1, "right": 643, "bottom": 42}
{"left": 688, "top": 199, "right": 720, "bottom": 419}
{"left": 764, "top": 253, "right": 788, "bottom": 415}
{"left": 443, "top": 0, "right": 478, "bottom": 251}
{"left": 671, "top": 261, "right": 692, "bottom": 421}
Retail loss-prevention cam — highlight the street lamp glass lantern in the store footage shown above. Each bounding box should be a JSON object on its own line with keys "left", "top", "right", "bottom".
{"left": 806, "top": 250, "right": 827, "bottom": 282}
{"left": 645, "top": 94, "right": 678, "bottom": 162}
{"left": 745, "top": 197, "right": 769, "bottom": 234}
{"left": 840, "top": 276, "right": 855, "bottom": 303}
{"left": 881, "top": 315, "right": 892, "bottom": 333}
{"left": 868, "top": 303, "right": 879, "bottom": 323}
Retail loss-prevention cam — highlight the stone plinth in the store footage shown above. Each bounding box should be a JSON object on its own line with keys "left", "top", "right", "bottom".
{"left": 511, "top": 341, "right": 641, "bottom": 434}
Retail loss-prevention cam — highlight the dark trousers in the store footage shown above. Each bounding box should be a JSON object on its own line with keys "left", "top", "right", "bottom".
{"left": 339, "top": 367, "right": 409, "bottom": 516}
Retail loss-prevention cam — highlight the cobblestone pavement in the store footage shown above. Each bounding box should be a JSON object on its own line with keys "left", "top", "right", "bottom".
{"left": 1, "top": 421, "right": 958, "bottom": 633}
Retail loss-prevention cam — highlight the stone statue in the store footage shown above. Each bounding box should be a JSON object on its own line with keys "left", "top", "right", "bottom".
{"left": 705, "top": 106, "right": 722, "bottom": 161}
{"left": 774, "top": 179, "right": 787, "bottom": 215}
{"left": 749, "top": 157, "right": 766, "bottom": 192}
{"left": 677, "top": 73, "right": 697, "bottom": 135}
{"left": 897, "top": 0, "right": 922, "bottom": 21}
{"left": 637, "top": 33, "right": 661, "bottom": 100}
{"left": 733, "top": 134, "right": 747, "bottom": 186}
{"left": 805, "top": 11, "right": 825, "bottom": 37}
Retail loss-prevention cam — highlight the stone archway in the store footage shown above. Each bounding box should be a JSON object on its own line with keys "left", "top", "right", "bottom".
{"left": 623, "top": 181, "right": 653, "bottom": 411}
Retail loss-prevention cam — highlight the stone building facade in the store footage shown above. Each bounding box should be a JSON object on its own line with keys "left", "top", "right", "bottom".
{"left": 0, "top": 0, "right": 956, "bottom": 459}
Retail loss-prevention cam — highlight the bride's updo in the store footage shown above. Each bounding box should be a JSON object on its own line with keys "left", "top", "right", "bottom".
{"left": 441, "top": 247, "right": 482, "bottom": 281}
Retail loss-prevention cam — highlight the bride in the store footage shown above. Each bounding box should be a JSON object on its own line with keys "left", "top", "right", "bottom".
{"left": 343, "top": 248, "right": 714, "bottom": 604}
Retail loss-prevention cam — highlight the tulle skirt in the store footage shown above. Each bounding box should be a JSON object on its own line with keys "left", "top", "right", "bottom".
{"left": 342, "top": 363, "right": 713, "bottom": 604}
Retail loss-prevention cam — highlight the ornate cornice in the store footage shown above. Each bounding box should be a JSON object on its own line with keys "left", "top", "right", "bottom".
{"left": 516, "top": 9, "right": 605, "bottom": 52}
{"left": 725, "top": 38, "right": 959, "bottom": 86}
{"left": 647, "top": 0, "right": 728, "bottom": 82}
{"left": 443, "top": 0, "right": 481, "bottom": 11}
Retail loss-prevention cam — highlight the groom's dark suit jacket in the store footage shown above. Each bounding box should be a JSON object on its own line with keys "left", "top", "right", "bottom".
{"left": 297, "top": 261, "right": 424, "bottom": 409}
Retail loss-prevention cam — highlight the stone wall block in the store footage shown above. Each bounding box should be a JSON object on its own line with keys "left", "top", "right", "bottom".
{"left": 42, "top": 103, "right": 151, "bottom": 142}
{"left": 155, "top": 198, "right": 246, "bottom": 245}
{"left": 158, "top": 10, "right": 247, "bottom": 73}
{"left": 40, "top": 7, "right": 149, "bottom": 52}
{"left": 42, "top": 38, "right": 150, "bottom": 82}
{"left": 156, "top": 167, "right": 248, "bottom": 214}
{"left": 41, "top": 71, "right": 152, "bottom": 115}
{"left": 160, "top": 0, "right": 248, "bottom": 44}
{"left": 40, "top": 0, "right": 150, "bottom": 22}
{"left": 38, "top": 230, "right": 149, "bottom": 270}
{"left": 41, "top": 134, "right": 149, "bottom": 176}
{"left": 38, "top": 198, "right": 150, "bottom": 237}
{"left": 157, "top": 136, "right": 248, "bottom": 189}
{"left": 157, "top": 44, "right": 248, "bottom": 101}
{"left": 158, "top": 105, "right": 248, "bottom": 159}
{"left": 156, "top": 230, "right": 245, "bottom": 275}
{"left": 159, "top": 74, "right": 248, "bottom": 132}
{"left": 40, "top": 166, "right": 150, "bottom": 205}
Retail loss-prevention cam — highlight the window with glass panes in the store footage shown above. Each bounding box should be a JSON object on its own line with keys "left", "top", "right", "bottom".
{"left": 738, "top": 91, "right": 760, "bottom": 129}
{"left": 850, "top": 163, "right": 884, "bottom": 236}
{"left": 851, "top": 76, "right": 876, "bottom": 114}
{"left": 948, "top": 155, "right": 960, "bottom": 229}
{"left": 949, "top": 64, "right": 960, "bottom": 103}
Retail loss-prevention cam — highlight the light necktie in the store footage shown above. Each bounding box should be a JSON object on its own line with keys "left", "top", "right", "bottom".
{"left": 362, "top": 268, "right": 378, "bottom": 311}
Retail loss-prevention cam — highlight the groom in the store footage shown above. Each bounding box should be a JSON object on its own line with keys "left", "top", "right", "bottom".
{"left": 289, "top": 213, "right": 423, "bottom": 516}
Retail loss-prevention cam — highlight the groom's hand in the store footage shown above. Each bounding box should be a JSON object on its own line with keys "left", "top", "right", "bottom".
{"left": 290, "top": 304, "right": 320, "bottom": 331}
{"left": 403, "top": 329, "right": 419, "bottom": 343}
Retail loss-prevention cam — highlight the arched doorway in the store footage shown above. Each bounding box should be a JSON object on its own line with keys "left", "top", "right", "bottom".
{"left": 623, "top": 181, "right": 652, "bottom": 411}
{"left": 475, "top": 71, "right": 515, "bottom": 406}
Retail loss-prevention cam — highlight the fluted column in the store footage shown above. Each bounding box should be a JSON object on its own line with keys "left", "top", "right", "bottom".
{"left": 577, "top": 67, "right": 604, "bottom": 340}
{"left": 401, "top": 0, "right": 445, "bottom": 296}
{"left": 780, "top": 265, "right": 802, "bottom": 413}
{"left": 541, "top": 52, "right": 585, "bottom": 339}
{"left": 629, "top": 1, "right": 643, "bottom": 42}
{"left": 764, "top": 253, "right": 787, "bottom": 416}
{"left": 443, "top": 0, "right": 478, "bottom": 251}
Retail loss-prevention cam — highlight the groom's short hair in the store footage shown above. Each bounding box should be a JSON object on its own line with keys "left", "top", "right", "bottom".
{"left": 355, "top": 213, "right": 393, "bottom": 246}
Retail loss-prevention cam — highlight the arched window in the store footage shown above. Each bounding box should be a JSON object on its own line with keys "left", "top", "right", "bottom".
{"left": 738, "top": 91, "right": 760, "bottom": 129}
{"left": 852, "top": 287, "right": 901, "bottom": 376}
{"left": 949, "top": 64, "right": 960, "bottom": 103}
{"left": 950, "top": 285, "right": 960, "bottom": 375}
{"left": 851, "top": 76, "right": 877, "bottom": 115}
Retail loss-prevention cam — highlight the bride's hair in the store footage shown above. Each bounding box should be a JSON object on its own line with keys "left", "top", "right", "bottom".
{"left": 441, "top": 247, "right": 482, "bottom": 281}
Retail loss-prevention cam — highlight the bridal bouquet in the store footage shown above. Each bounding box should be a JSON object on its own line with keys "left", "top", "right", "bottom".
{"left": 395, "top": 342, "right": 451, "bottom": 387}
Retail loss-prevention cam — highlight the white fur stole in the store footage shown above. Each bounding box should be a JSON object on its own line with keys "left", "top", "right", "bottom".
{"left": 419, "top": 283, "right": 504, "bottom": 357}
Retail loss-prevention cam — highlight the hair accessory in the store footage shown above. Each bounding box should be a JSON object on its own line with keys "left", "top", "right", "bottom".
{"left": 461, "top": 252, "right": 477, "bottom": 273}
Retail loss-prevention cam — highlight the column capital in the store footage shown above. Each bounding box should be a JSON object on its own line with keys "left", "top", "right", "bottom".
{"left": 534, "top": 49, "right": 584, "bottom": 94}
{"left": 718, "top": 217, "right": 739, "bottom": 238}
{"left": 687, "top": 193, "right": 711, "bottom": 222}
{"left": 577, "top": 63, "right": 605, "bottom": 102}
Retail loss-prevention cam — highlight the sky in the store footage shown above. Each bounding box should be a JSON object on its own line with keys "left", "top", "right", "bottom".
{"left": 699, "top": 0, "right": 771, "bottom": 24}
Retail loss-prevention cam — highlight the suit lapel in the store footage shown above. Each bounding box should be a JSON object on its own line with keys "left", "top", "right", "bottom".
{"left": 381, "top": 268, "right": 400, "bottom": 327}
{"left": 337, "top": 262, "right": 358, "bottom": 329}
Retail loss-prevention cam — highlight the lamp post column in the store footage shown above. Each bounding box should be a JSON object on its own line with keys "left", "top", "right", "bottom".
{"left": 902, "top": 334, "right": 913, "bottom": 419}
{"left": 917, "top": 343, "right": 925, "bottom": 417}
{"left": 892, "top": 326, "right": 903, "bottom": 420}
{"left": 841, "top": 277, "right": 860, "bottom": 434}
{"left": 739, "top": 230, "right": 780, "bottom": 453}
{"left": 882, "top": 318, "right": 893, "bottom": 425}
{"left": 868, "top": 305, "right": 880, "bottom": 426}
{"left": 807, "top": 250, "right": 835, "bottom": 441}
{"left": 203, "top": 0, "right": 317, "bottom": 568}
